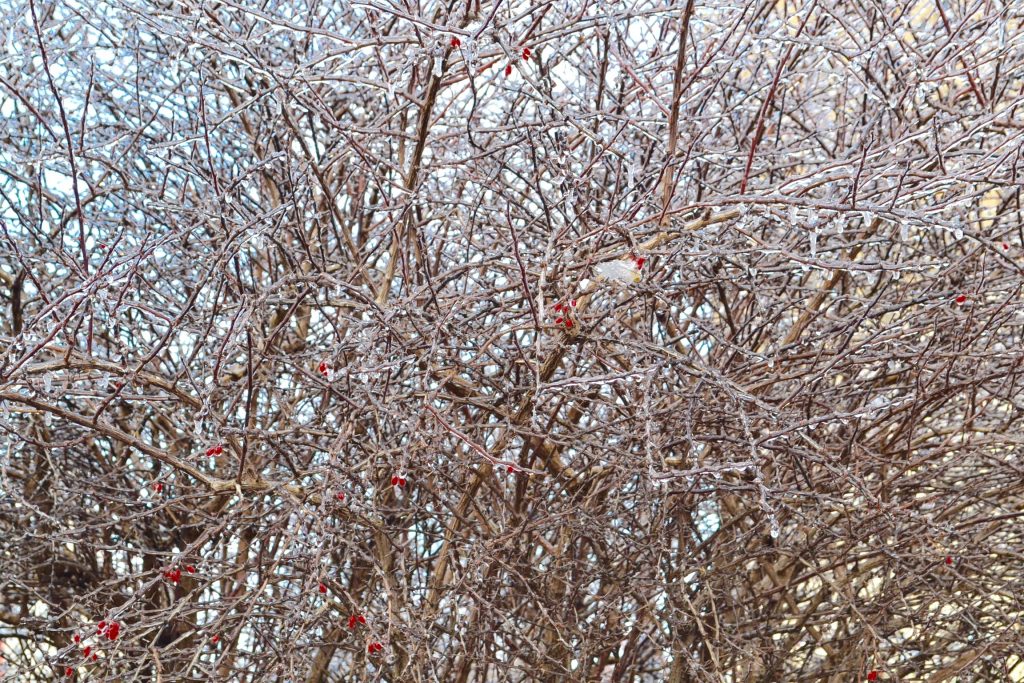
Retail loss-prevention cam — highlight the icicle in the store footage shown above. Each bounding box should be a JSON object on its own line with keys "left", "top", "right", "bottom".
{"left": 809, "top": 230, "right": 818, "bottom": 257}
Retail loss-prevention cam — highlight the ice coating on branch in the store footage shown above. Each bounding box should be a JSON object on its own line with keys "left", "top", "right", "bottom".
{"left": 431, "top": 43, "right": 442, "bottom": 77}
{"left": 594, "top": 259, "right": 641, "bottom": 284}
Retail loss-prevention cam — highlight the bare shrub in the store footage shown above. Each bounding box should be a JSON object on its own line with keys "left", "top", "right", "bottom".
{"left": 2, "top": 0, "right": 1024, "bottom": 680}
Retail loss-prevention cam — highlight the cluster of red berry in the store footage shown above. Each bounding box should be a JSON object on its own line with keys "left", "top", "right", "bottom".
{"left": 164, "top": 565, "right": 196, "bottom": 584}
{"left": 347, "top": 614, "right": 367, "bottom": 629}
{"left": 96, "top": 621, "right": 119, "bottom": 641}
{"left": 552, "top": 300, "right": 577, "bottom": 328}
{"left": 390, "top": 475, "right": 407, "bottom": 487}
{"left": 504, "top": 46, "right": 532, "bottom": 76}
{"left": 65, "top": 633, "right": 101, "bottom": 677}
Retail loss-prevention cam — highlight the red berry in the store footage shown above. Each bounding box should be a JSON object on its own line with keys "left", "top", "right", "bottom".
{"left": 522, "top": 47, "right": 531, "bottom": 60}
{"left": 211, "top": 635, "right": 219, "bottom": 644}
{"left": 153, "top": 482, "right": 163, "bottom": 493}
{"left": 214, "top": 445, "right": 223, "bottom": 455}
{"left": 65, "top": 667, "right": 73, "bottom": 677}
{"left": 565, "top": 320, "right": 573, "bottom": 328}
{"left": 507, "top": 466, "right": 515, "bottom": 473}
{"left": 867, "top": 671, "right": 878, "bottom": 681}
{"left": 319, "top": 582, "right": 327, "bottom": 594}
{"left": 1003, "top": 243, "right": 1010, "bottom": 250}
{"left": 105, "top": 622, "right": 119, "bottom": 641}
{"left": 398, "top": 477, "right": 406, "bottom": 487}
{"left": 635, "top": 257, "right": 645, "bottom": 269}
{"left": 348, "top": 615, "right": 357, "bottom": 629}
{"left": 336, "top": 491, "right": 345, "bottom": 501}
{"left": 504, "top": 64, "right": 512, "bottom": 76}
{"left": 570, "top": 299, "right": 577, "bottom": 307}
{"left": 83, "top": 646, "right": 91, "bottom": 657}
{"left": 187, "top": 565, "right": 196, "bottom": 573}
{"left": 73, "top": 634, "right": 81, "bottom": 643}
{"left": 391, "top": 475, "right": 399, "bottom": 486}
{"left": 97, "top": 621, "right": 105, "bottom": 632}
{"left": 955, "top": 295, "right": 967, "bottom": 304}
{"left": 554, "top": 317, "right": 563, "bottom": 324}
{"left": 357, "top": 615, "right": 366, "bottom": 624}
{"left": 450, "top": 37, "right": 461, "bottom": 48}
{"left": 945, "top": 556, "right": 953, "bottom": 565}
{"left": 91, "top": 654, "right": 97, "bottom": 662}
{"left": 553, "top": 303, "right": 563, "bottom": 312}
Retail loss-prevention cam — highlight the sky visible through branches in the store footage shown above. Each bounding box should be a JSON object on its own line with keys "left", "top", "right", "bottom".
{"left": 2, "top": 0, "right": 1024, "bottom": 681}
